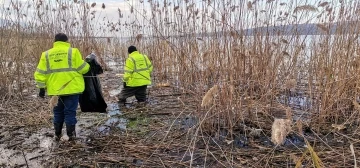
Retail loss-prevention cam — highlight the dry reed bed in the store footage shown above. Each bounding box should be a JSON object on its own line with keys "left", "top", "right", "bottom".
{"left": 2, "top": 0, "right": 360, "bottom": 167}
{"left": 1, "top": 75, "right": 360, "bottom": 167}
{"left": 133, "top": 0, "right": 360, "bottom": 133}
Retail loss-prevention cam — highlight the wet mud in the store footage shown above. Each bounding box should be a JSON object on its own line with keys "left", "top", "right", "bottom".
{"left": 1, "top": 67, "right": 360, "bottom": 167}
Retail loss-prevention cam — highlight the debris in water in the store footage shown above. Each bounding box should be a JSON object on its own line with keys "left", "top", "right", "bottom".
{"left": 109, "top": 89, "right": 121, "bottom": 97}
{"left": 39, "top": 138, "right": 53, "bottom": 149}
{"left": 201, "top": 85, "right": 219, "bottom": 107}
{"left": 105, "top": 118, "right": 119, "bottom": 126}
{"left": 61, "top": 135, "right": 70, "bottom": 142}
{"left": 49, "top": 96, "right": 58, "bottom": 109}
{"left": 108, "top": 110, "right": 121, "bottom": 117}
{"left": 249, "top": 128, "right": 263, "bottom": 138}
{"left": 156, "top": 82, "right": 171, "bottom": 87}
{"left": 271, "top": 118, "right": 292, "bottom": 146}
{"left": 331, "top": 124, "right": 346, "bottom": 131}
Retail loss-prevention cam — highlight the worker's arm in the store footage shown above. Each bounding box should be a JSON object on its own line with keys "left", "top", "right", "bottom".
{"left": 146, "top": 55, "right": 153, "bottom": 73}
{"left": 73, "top": 48, "right": 90, "bottom": 74}
{"left": 123, "top": 57, "right": 134, "bottom": 83}
{"left": 34, "top": 52, "right": 48, "bottom": 88}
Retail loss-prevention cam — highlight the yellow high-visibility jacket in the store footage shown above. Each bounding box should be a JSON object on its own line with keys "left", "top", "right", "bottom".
{"left": 34, "top": 41, "right": 90, "bottom": 95}
{"left": 124, "top": 51, "right": 153, "bottom": 87}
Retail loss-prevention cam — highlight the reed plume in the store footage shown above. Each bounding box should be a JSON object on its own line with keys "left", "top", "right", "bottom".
{"left": 49, "top": 96, "right": 58, "bottom": 110}
{"left": 271, "top": 118, "right": 292, "bottom": 145}
{"left": 201, "top": 85, "right": 219, "bottom": 107}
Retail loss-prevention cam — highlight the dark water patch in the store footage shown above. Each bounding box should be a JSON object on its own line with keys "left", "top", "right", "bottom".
{"left": 95, "top": 103, "right": 128, "bottom": 132}
{"left": 147, "top": 97, "right": 158, "bottom": 105}
{"left": 278, "top": 92, "right": 312, "bottom": 111}
{"left": 116, "top": 123, "right": 127, "bottom": 130}
{"left": 107, "top": 103, "right": 122, "bottom": 117}
{"left": 132, "top": 159, "right": 143, "bottom": 166}
{"left": 108, "top": 110, "right": 121, "bottom": 116}
{"left": 283, "top": 134, "right": 305, "bottom": 147}
{"left": 97, "top": 126, "right": 110, "bottom": 134}
{"left": 181, "top": 116, "right": 198, "bottom": 129}
{"left": 257, "top": 136, "right": 273, "bottom": 147}
{"left": 107, "top": 103, "right": 120, "bottom": 110}
{"left": 105, "top": 118, "right": 119, "bottom": 126}
{"left": 165, "top": 116, "right": 199, "bottom": 131}
{"left": 257, "top": 133, "right": 305, "bottom": 148}
{"left": 233, "top": 134, "right": 249, "bottom": 148}
{"left": 98, "top": 117, "right": 128, "bottom": 133}
{"left": 206, "top": 128, "right": 305, "bottom": 149}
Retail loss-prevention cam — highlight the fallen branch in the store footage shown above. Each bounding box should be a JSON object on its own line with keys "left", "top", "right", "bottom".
{"left": 21, "top": 150, "right": 29, "bottom": 168}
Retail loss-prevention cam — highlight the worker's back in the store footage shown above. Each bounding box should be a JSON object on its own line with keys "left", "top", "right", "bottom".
{"left": 124, "top": 51, "right": 153, "bottom": 87}
{"left": 34, "top": 41, "right": 90, "bottom": 96}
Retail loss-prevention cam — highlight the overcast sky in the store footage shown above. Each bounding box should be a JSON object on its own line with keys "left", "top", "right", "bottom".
{"left": 0, "top": 0, "right": 351, "bottom": 37}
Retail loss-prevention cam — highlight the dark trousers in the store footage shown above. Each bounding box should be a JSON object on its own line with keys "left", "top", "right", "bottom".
{"left": 119, "top": 85, "right": 147, "bottom": 103}
{"left": 53, "top": 94, "right": 79, "bottom": 126}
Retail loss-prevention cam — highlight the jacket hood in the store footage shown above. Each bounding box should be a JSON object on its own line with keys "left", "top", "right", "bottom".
{"left": 53, "top": 41, "right": 71, "bottom": 48}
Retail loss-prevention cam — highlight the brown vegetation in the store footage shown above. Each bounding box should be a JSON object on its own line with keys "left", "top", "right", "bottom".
{"left": 2, "top": 0, "right": 360, "bottom": 167}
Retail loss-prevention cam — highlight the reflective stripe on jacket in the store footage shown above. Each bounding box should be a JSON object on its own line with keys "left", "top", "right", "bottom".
{"left": 123, "top": 51, "right": 153, "bottom": 87}
{"left": 34, "top": 41, "right": 90, "bottom": 95}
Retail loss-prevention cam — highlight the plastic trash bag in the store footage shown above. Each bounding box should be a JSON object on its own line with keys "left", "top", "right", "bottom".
{"left": 79, "top": 53, "right": 107, "bottom": 112}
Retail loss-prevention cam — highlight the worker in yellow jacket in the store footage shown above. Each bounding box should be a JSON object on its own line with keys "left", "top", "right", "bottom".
{"left": 34, "top": 33, "right": 90, "bottom": 141}
{"left": 118, "top": 46, "right": 153, "bottom": 107}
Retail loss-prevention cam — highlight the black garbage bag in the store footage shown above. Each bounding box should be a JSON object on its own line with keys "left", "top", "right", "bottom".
{"left": 79, "top": 54, "right": 107, "bottom": 112}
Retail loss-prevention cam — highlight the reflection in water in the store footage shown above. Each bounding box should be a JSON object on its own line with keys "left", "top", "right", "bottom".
{"left": 97, "top": 103, "right": 128, "bottom": 134}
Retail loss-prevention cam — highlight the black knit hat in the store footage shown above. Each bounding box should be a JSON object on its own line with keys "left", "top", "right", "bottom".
{"left": 54, "top": 33, "right": 68, "bottom": 42}
{"left": 128, "top": 46, "right": 137, "bottom": 54}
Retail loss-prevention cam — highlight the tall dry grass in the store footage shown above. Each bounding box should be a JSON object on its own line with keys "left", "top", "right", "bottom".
{"left": 2, "top": 0, "right": 360, "bottom": 139}
{"left": 138, "top": 0, "right": 360, "bottom": 134}
{"left": 0, "top": 0, "right": 122, "bottom": 100}
{"left": 3, "top": 0, "right": 360, "bottom": 167}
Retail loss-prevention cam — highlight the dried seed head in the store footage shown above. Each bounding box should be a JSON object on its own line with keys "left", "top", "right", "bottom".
{"left": 326, "top": 6, "right": 332, "bottom": 13}
{"left": 91, "top": 3, "right": 96, "bottom": 7}
{"left": 285, "top": 79, "right": 296, "bottom": 89}
{"left": 285, "top": 107, "right": 292, "bottom": 120}
{"left": 102, "top": 3, "right": 105, "bottom": 9}
{"left": 201, "top": 85, "right": 219, "bottom": 108}
{"left": 318, "top": 2, "right": 329, "bottom": 7}
{"left": 296, "top": 120, "right": 303, "bottom": 136}
{"left": 136, "top": 34, "right": 143, "bottom": 42}
{"left": 351, "top": 61, "right": 359, "bottom": 69}
{"left": 49, "top": 96, "right": 59, "bottom": 110}
{"left": 230, "top": 30, "right": 237, "bottom": 37}
{"left": 281, "top": 39, "right": 289, "bottom": 44}
{"left": 317, "top": 24, "right": 329, "bottom": 32}
{"left": 282, "top": 51, "right": 290, "bottom": 56}
{"left": 271, "top": 118, "right": 292, "bottom": 145}
{"left": 229, "top": 84, "right": 235, "bottom": 94}
{"left": 233, "top": 47, "right": 241, "bottom": 52}
{"left": 202, "top": 51, "right": 210, "bottom": 58}
{"left": 247, "top": 1, "right": 253, "bottom": 10}
{"left": 294, "top": 5, "right": 318, "bottom": 13}
{"left": 249, "top": 128, "right": 263, "bottom": 137}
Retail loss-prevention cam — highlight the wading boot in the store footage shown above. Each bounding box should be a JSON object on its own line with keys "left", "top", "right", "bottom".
{"left": 66, "top": 125, "right": 76, "bottom": 141}
{"left": 118, "top": 99, "right": 127, "bottom": 110}
{"left": 135, "top": 101, "right": 146, "bottom": 108}
{"left": 54, "top": 123, "right": 63, "bottom": 141}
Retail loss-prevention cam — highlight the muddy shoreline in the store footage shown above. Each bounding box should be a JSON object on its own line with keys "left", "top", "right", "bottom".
{"left": 1, "top": 70, "right": 360, "bottom": 167}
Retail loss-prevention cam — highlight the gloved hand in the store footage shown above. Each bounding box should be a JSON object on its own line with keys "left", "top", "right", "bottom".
{"left": 39, "top": 88, "right": 45, "bottom": 98}
{"left": 85, "top": 53, "right": 96, "bottom": 63}
{"left": 123, "top": 82, "right": 126, "bottom": 88}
